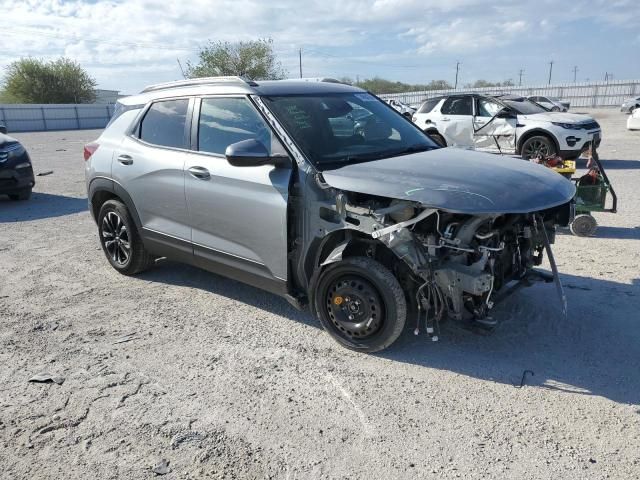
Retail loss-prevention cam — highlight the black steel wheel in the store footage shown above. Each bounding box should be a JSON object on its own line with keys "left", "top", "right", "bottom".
{"left": 570, "top": 214, "right": 598, "bottom": 237}
{"left": 8, "top": 188, "right": 31, "bottom": 201}
{"left": 314, "top": 257, "right": 406, "bottom": 352}
{"left": 521, "top": 135, "right": 556, "bottom": 159}
{"left": 98, "top": 199, "right": 154, "bottom": 275}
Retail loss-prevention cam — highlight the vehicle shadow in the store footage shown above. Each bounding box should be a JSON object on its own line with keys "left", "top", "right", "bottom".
{"left": 139, "top": 260, "right": 640, "bottom": 407}
{"left": 596, "top": 159, "right": 640, "bottom": 169}
{"left": 381, "top": 272, "right": 640, "bottom": 407}
{"left": 0, "top": 192, "right": 88, "bottom": 223}
{"left": 137, "top": 260, "right": 320, "bottom": 330}
{"left": 557, "top": 225, "right": 640, "bottom": 240}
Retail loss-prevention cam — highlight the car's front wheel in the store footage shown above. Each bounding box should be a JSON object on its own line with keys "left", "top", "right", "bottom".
{"left": 314, "top": 257, "right": 406, "bottom": 353}
{"left": 521, "top": 135, "right": 556, "bottom": 159}
{"left": 8, "top": 188, "right": 31, "bottom": 201}
{"left": 551, "top": 106, "right": 561, "bottom": 112}
{"left": 97, "top": 199, "right": 154, "bottom": 275}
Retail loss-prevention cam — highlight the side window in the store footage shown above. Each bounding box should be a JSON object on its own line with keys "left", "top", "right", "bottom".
{"left": 529, "top": 96, "right": 539, "bottom": 102}
{"left": 139, "top": 99, "right": 189, "bottom": 148}
{"left": 198, "top": 97, "right": 280, "bottom": 155}
{"left": 441, "top": 96, "right": 472, "bottom": 116}
{"left": 477, "top": 98, "right": 503, "bottom": 117}
{"left": 418, "top": 98, "right": 441, "bottom": 113}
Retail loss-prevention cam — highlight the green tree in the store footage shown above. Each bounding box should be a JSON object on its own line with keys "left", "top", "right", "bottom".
{"left": 2, "top": 57, "right": 97, "bottom": 104}
{"left": 186, "top": 39, "right": 287, "bottom": 80}
{"left": 465, "top": 79, "right": 515, "bottom": 88}
{"left": 354, "top": 77, "right": 452, "bottom": 94}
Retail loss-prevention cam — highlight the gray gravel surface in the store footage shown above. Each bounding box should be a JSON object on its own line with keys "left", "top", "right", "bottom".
{"left": 1, "top": 109, "right": 639, "bottom": 479}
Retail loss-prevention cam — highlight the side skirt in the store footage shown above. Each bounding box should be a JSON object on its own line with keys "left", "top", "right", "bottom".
{"left": 141, "top": 228, "right": 288, "bottom": 297}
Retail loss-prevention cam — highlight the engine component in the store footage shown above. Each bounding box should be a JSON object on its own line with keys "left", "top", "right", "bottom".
{"left": 433, "top": 264, "right": 493, "bottom": 320}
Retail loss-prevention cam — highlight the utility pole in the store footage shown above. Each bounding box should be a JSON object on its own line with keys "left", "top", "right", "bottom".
{"left": 176, "top": 58, "right": 186, "bottom": 79}
{"left": 299, "top": 48, "right": 302, "bottom": 79}
{"left": 604, "top": 72, "right": 608, "bottom": 82}
{"left": 518, "top": 69, "right": 524, "bottom": 86}
{"left": 572, "top": 66, "right": 578, "bottom": 83}
{"left": 548, "top": 60, "right": 554, "bottom": 85}
{"left": 454, "top": 61, "right": 460, "bottom": 89}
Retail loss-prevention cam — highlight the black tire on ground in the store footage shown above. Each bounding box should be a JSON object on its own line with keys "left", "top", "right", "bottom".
{"left": 314, "top": 256, "right": 407, "bottom": 353}
{"left": 427, "top": 131, "right": 446, "bottom": 147}
{"left": 521, "top": 135, "right": 556, "bottom": 159}
{"left": 551, "top": 106, "right": 560, "bottom": 112}
{"left": 8, "top": 188, "right": 31, "bottom": 201}
{"left": 97, "top": 199, "right": 154, "bottom": 275}
{"left": 570, "top": 214, "right": 598, "bottom": 237}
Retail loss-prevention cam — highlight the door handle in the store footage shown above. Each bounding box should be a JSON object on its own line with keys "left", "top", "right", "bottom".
{"left": 117, "top": 154, "right": 133, "bottom": 165}
{"left": 441, "top": 118, "right": 451, "bottom": 122}
{"left": 188, "top": 166, "right": 210, "bottom": 180}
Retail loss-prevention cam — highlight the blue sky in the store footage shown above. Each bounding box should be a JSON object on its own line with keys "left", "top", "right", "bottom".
{"left": 1, "top": 0, "right": 638, "bottom": 94}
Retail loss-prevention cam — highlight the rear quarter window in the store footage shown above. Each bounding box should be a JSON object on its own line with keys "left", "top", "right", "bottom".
{"left": 418, "top": 98, "right": 441, "bottom": 114}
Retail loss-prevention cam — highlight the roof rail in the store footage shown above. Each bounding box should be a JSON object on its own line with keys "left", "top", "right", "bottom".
{"left": 140, "top": 76, "right": 258, "bottom": 93}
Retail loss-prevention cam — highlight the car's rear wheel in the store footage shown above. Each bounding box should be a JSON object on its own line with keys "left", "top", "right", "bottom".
{"left": 98, "top": 199, "right": 154, "bottom": 275}
{"left": 314, "top": 257, "right": 406, "bottom": 353}
{"left": 426, "top": 131, "right": 446, "bottom": 147}
{"left": 8, "top": 188, "right": 31, "bottom": 201}
{"left": 521, "top": 135, "right": 556, "bottom": 159}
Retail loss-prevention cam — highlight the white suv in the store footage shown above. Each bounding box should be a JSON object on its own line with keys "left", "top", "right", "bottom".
{"left": 412, "top": 94, "right": 601, "bottom": 159}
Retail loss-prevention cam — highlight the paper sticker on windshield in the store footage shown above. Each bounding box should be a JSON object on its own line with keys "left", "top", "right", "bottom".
{"left": 354, "top": 93, "right": 376, "bottom": 102}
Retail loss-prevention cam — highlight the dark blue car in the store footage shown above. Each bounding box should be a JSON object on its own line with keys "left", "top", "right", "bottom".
{"left": 0, "top": 125, "right": 34, "bottom": 201}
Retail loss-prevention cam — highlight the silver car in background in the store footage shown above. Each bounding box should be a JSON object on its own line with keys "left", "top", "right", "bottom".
{"left": 528, "top": 96, "right": 570, "bottom": 112}
{"left": 620, "top": 96, "right": 640, "bottom": 113}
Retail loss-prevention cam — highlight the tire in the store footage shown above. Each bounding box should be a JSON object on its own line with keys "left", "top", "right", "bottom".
{"left": 97, "top": 199, "right": 154, "bottom": 275}
{"left": 426, "top": 131, "right": 446, "bottom": 147}
{"left": 551, "top": 106, "right": 560, "bottom": 112}
{"left": 570, "top": 214, "right": 598, "bottom": 237}
{"left": 314, "top": 256, "right": 406, "bottom": 353}
{"left": 9, "top": 188, "right": 31, "bottom": 201}
{"left": 521, "top": 135, "right": 556, "bottom": 159}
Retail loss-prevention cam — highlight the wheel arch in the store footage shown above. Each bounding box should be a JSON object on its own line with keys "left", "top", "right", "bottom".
{"left": 516, "top": 128, "right": 560, "bottom": 155}
{"left": 89, "top": 177, "right": 142, "bottom": 230}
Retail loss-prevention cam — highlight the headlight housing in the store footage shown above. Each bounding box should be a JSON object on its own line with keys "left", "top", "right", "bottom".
{"left": 1, "top": 142, "right": 26, "bottom": 157}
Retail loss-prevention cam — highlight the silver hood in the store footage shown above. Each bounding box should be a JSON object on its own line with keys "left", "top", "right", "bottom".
{"left": 321, "top": 148, "right": 576, "bottom": 214}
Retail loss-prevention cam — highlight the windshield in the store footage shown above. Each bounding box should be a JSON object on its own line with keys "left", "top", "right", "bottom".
{"left": 501, "top": 98, "right": 549, "bottom": 115}
{"left": 262, "top": 92, "right": 438, "bottom": 170}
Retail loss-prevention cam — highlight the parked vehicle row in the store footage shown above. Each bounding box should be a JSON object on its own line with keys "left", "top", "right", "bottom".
{"left": 0, "top": 125, "right": 34, "bottom": 201}
{"left": 621, "top": 95, "right": 640, "bottom": 114}
{"left": 412, "top": 93, "right": 600, "bottom": 160}
{"left": 84, "top": 77, "right": 574, "bottom": 352}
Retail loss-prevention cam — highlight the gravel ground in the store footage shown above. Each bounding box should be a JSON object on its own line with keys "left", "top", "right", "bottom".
{"left": 1, "top": 109, "right": 639, "bottom": 479}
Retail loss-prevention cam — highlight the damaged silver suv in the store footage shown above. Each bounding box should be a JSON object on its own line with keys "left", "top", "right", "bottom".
{"left": 85, "top": 77, "right": 575, "bottom": 352}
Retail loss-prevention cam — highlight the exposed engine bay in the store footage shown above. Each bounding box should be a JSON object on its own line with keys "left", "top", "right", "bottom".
{"left": 326, "top": 191, "right": 571, "bottom": 332}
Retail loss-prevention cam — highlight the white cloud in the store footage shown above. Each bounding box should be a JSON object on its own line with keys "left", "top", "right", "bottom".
{"left": 1, "top": 0, "right": 638, "bottom": 91}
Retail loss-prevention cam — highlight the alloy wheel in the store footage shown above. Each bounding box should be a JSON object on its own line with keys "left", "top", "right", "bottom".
{"left": 101, "top": 211, "right": 131, "bottom": 266}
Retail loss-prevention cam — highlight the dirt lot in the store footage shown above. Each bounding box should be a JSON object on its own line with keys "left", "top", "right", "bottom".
{"left": 1, "top": 109, "right": 639, "bottom": 479}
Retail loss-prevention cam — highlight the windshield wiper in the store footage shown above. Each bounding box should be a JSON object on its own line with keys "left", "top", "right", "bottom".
{"left": 385, "top": 143, "right": 436, "bottom": 157}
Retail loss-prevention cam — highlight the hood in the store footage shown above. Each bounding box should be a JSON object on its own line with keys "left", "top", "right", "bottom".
{"left": 321, "top": 148, "right": 576, "bottom": 214}
{"left": 521, "top": 112, "right": 594, "bottom": 123}
{"left": 0, "top": 132, "right": 19, "bottom": 148}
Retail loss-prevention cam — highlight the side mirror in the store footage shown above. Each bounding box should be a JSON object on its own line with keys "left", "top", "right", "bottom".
{"left": 0, "top": 125, "right": 7, "bottom": 135}
{"left": 496, "top": 108, "right": 516, "bottom": 119}
{"left": 225, "top": 139, "right": 288, "bottom": 168}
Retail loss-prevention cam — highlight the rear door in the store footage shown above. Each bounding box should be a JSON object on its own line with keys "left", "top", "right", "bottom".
{"left": 472, "top": 97, "right": 517, "bottom": 154}
{"left": 437, "top": 96, "right": 474, "bottom": 147}
{"left": 112, "top": 97, "right": 192, "bottom": 246}
{"left": 184, "top": 96, "right": 291, "bottom": 282}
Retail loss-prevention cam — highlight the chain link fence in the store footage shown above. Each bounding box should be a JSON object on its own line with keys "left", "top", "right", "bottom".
{"left": 378, "top": 79, "right": 640, "bottom": 109}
